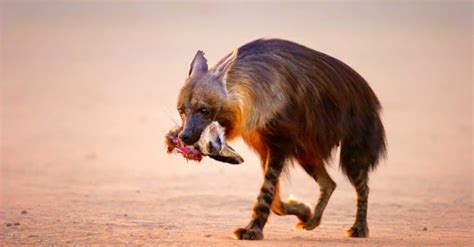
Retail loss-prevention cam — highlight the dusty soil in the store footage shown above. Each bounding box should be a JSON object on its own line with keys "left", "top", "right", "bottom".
{"left": 1, "top": 2, "right": 472, "bottom": 246}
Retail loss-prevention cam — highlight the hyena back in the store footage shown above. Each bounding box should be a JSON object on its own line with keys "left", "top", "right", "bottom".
{"left": 176, "top": 38, "right": 386, "bottom": 240}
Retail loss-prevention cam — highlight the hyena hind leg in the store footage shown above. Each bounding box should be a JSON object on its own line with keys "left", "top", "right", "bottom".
{"left": 341, "top": 133, "right": 384, "bottom": 237}
{"left": 271, "top": 183, "right": 312, "bottom": 224}
{"left": 300, "top": 163, "right": 336, "bottom": 230}
{"left": 342, "top": 113, "right": 386, "bottom": 238}
{"left": 345, "top": 166, "right": 370, "bottom": 237}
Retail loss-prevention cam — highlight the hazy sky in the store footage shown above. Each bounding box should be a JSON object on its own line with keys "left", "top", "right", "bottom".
{"left": 1, "top": 1, "right": 472, "bottom": 175}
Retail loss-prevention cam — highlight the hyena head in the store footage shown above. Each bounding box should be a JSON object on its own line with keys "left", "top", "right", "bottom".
{"left": 177, "top": 50, "right": 237, "bottom": 145}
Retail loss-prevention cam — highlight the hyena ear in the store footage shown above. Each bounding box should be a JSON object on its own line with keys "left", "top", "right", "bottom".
{"left": 212, "top": 49, "right": 238, "bottom": 83}
{"left": 189, "top": 50, "right": 208, "bottom": 78}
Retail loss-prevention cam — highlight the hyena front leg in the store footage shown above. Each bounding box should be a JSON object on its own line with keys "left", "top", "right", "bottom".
{"left": 271, "top": 183, "right": 312, "bottom": 224}
{"left": 232, "top": 152, "right": 285, "bottom": 240}
{"left": 300, "top": 164, "right": 336, "bottom": 230}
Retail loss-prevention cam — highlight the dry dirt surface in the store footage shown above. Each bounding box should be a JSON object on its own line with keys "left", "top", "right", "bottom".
{"left": 1, "top": 1, "right": 473, "bottom": 246}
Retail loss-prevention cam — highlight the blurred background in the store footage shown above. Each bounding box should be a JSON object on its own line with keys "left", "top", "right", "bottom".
{"left": 1, "top": 1, "right": 472, "bottom": 245}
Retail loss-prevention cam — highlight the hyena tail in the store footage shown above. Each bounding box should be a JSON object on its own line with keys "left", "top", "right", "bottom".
{"left": 340, "top": 110, "right": 386, "bottom": 177}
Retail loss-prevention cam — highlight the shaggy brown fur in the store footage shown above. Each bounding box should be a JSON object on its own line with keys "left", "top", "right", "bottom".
{"left": 175, "top": 38, "right": 386, "bottom": 240}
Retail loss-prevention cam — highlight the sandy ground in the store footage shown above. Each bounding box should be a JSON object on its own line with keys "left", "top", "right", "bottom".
{"left": 1, "top": 1, "right": 473, "bottom": 246}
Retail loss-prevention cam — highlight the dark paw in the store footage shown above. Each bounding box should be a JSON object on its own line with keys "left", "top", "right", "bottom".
{"left": 232, "top": 227, "right": 264, "bottom": 240}
{"left": 347, "top": 223, "right": 369, "bottom": 237}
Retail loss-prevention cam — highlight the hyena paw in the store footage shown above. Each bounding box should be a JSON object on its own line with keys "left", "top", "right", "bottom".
{"left": 286, "top": 198, "right": 312, "bottom": 226}
{"left": 296, "top": 215, "right": 321, "bottom": 231}
{"left": 232, "top": 227, "right": 263, "bottom": 240}
{"left": 347, "top": 223, "right": 369, "bottom": 238}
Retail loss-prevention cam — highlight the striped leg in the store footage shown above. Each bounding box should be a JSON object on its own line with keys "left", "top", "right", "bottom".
{"left": 232, "top": 152, "right": 285, "bottom": 240}
{"left": 271, "top": 183, "right": 312, "bottom": 224}
{"left": 300, "top": 165, "right": 336, "bottom": 230}
{"left": 346, "top": 168, "right": 369, "bottom": 237}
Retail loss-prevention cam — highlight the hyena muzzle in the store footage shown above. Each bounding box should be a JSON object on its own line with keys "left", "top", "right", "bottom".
{"left": 173, "top": 38, "right": 386, "bottom": 240}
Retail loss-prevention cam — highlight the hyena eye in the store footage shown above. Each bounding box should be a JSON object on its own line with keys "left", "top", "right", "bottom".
{"left": 199, "top": 107, "right": 210, "bottom": 115}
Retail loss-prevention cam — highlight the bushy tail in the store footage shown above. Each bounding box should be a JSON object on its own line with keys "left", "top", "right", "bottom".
{"left": 340, "top": 111, "right": 386, "bottom": 176}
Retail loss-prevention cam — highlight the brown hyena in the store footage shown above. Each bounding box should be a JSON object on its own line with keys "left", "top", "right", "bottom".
{"left": 174, "top": 38, "right": 386, "bottom": 240}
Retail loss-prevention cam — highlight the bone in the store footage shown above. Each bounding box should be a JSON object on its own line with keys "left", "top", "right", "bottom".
{"left": 196, "top": 121, "right": 244, "bottom": 164}
{"left": 165, "top": 121, "right": 244, "bottom": 165}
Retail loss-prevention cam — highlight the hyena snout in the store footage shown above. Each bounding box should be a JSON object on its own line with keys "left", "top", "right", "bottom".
{"left": 178, "top": 132, "right": 191, "bottom": 143}
{"left": 178, "top": 128, "right": 203, "bottom": 145}
{"left": 179, "top": 115, "right": 209, "bottom": 145}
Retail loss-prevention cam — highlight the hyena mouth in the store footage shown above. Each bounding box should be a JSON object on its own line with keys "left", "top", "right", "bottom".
{"left": 165, "top": 121, "right": 244, "bottom": 165}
